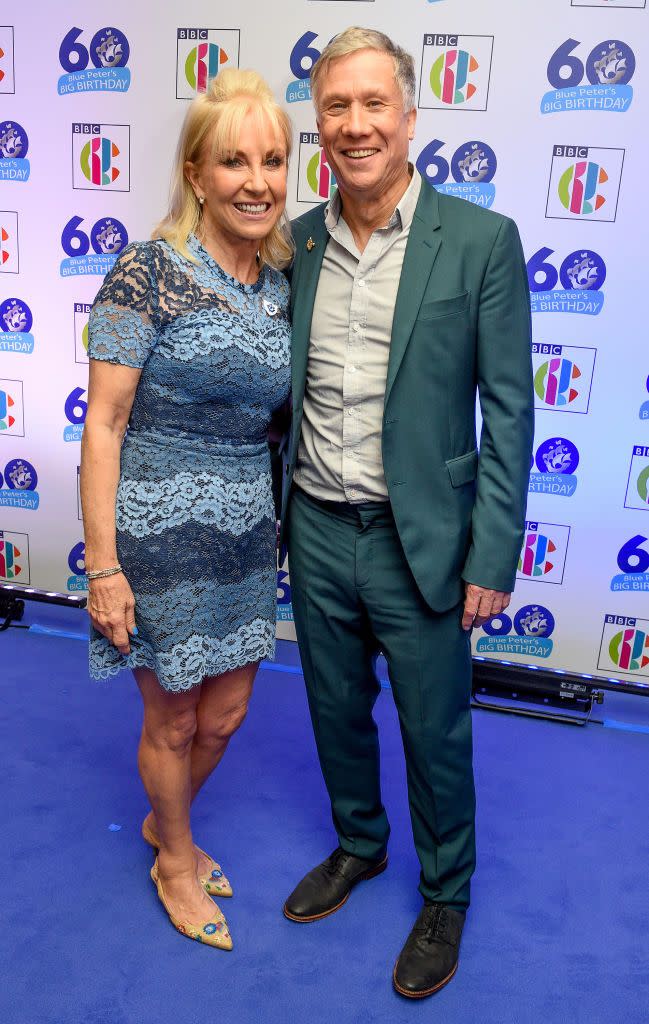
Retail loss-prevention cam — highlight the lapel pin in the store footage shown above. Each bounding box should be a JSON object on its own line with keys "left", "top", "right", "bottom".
{"left": 263, "top": 299, "right": 279, "bottom": 317}
{"left": 306, "top": 237, "right": 315, "bottom": 252}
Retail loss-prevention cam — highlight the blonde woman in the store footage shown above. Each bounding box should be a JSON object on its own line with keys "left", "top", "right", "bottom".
{"left": 80, "top": 69, "right": 293, "bottom": 950}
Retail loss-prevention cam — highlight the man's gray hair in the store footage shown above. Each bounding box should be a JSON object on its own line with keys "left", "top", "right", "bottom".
{"left": 310, "top": 27, "right": 416, "bottom": 112}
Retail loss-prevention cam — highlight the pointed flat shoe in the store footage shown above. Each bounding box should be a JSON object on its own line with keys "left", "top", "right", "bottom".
{"left": 150, "top": 860, "right": 233, "bottom": 950}
{"left": 142, "top": 820, "right": 233, "bottom": 897}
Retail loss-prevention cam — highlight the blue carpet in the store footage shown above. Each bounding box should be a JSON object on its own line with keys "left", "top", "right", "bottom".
{"left": 1, "top": 619, "right": 649, "bottom": 1024}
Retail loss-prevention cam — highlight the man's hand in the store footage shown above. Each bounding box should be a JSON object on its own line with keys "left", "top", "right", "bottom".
{"left": 462, "top": 583, "right": 511, "bottom": 631}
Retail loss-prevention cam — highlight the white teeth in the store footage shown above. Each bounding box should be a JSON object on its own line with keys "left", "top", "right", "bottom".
{"left": 235, "top": 204, "right": 268, "bottom": 213}
{"left": 346, "top": 150, "right": 377, "bottom": 158}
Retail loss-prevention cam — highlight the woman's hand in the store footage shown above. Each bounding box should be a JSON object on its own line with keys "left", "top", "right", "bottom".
{"left": 87, "top": 573, "right": 138, "bottom": 655}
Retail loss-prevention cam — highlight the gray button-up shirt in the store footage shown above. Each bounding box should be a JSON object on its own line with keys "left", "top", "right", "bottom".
{"left": 294, "top": 170, "right": 421, "bottom": 504}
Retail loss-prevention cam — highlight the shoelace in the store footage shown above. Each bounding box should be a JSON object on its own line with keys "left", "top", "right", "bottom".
{"left": 422, "top": 905, "right": 449, "bottom": 944}
{"left": 325, "top": 848, "right": 349, "bottom": 875}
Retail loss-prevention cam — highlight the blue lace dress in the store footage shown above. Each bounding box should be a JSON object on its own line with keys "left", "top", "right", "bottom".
{"left": 87, "top": 236, "right": 290, "bottom": 692}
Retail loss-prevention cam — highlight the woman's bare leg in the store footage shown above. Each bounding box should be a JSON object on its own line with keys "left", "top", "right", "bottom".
{"left": 142, "top": 663, "right": 258, "bottom": 871}
{"left": 134, "top": 667, "right": 215, "bottom": 925}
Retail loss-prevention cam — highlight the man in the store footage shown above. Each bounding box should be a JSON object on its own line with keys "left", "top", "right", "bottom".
{"left": 281, "top": 27, "right": 533, "bottom": 998}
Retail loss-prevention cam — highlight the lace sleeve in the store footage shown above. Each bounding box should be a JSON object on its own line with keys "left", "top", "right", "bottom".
{"left": 88, "top": 242, "right": 160, "bottom": 368}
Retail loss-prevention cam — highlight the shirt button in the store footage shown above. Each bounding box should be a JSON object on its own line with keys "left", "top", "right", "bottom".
{"left": 352, "top": 322, "right": 360, "bottom": 332}
{"left": 349, "top": 365, "right": 357, "bottom": 374}
{"left": 347, "top": 407, "right": 354, "bottom": 416}
{"left": 357, "top": 280, "right": 365, "bottom": 287}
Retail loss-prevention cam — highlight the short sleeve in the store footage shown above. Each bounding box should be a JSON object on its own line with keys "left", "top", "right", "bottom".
{"left": 88, "top": 242, "right": 160, "bottom": 368}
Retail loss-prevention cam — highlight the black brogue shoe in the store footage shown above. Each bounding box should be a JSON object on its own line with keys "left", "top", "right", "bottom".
{"left": 283, "top": 846, "right": 388, "bottom": 923}
{"left": 393, "top": 903, "right": 465, "bottom": 998}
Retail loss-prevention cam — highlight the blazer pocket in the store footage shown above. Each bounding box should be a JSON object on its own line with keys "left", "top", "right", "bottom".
{"left": 417, "top": 291, "right": 470, "bottom": 321}
{"left": 445, "top": 448, "right": 479, "bottom": 488}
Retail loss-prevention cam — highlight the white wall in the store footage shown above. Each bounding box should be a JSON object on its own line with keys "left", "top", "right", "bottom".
{"left": 1, "top": 1, "right": 647, "bottom": 684}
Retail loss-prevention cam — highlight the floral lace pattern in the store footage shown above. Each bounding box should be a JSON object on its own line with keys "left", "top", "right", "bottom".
{"left": 90, "top": 619, "right": 275, "bottom": 693}
{"left": 116, "top": 470, "right": 273, "bottom": 538}
{"left": 87, "top": 237, "right": 290, "bottom": 691}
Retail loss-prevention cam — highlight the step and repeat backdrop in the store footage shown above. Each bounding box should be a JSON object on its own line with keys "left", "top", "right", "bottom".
{"left": 0, "top": 0, "right": 647, "bottom": 685}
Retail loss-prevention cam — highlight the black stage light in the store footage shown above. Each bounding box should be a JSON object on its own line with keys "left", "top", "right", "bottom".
{"left": 469, "top": 654, "right": 643, "bottom": 725}
{"left": 0, "top": 583, "right": 87, "bottom": 631}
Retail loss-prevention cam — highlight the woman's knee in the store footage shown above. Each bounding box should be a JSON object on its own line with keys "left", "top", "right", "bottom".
{"left": 145, "top": 705, "right": 198, "bottom": 755}
{"left": 197, "top": 699, "right": 250, "bottom": 746}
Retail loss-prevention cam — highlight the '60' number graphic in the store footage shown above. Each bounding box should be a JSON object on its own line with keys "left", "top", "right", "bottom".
{"left": 61, "top": 216, "right": 128, "bottom": 257}
{"left": 290, "top": 32, "right": 322, "bottom": 80}
{"left": 65, "top": 388, "right": 88, "bottom": 426}
{"left": 68, "top": 541, "right": 86, "bottom": 576}
{"left": 617, "top": 536, "right": 649, "bottom": 575}
{"left": 59, "top": 27, "right": 130, "bottom": 72}
{"left": 547, "top": 38, "right": 635, "bottom": 89}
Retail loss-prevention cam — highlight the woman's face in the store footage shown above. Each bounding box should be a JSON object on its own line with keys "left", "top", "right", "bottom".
{"left": 187, "top": 110, "right": 288, "bottom": 247}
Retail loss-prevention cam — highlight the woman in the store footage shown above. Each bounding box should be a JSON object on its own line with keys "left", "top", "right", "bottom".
{"left": 80, "top": 69, "right": 293, "bottom": 950}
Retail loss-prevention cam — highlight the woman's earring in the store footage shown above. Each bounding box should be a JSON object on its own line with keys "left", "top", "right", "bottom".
{"left": 198, "top": 196, "right": 205, "bottom": 206}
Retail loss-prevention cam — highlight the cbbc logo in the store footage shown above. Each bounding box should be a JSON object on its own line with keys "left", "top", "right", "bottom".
{"left": 72, "top": 123, "right": 130, "bottom": 192}
{"left": 63, "top": 387, "right": 87, "bottom": 443}
{"left": 546, "top": 145, "right": 624, "bottom": 222}
{"left": 598, "top": 614, "right": 649, "bottom": 678}
{"left": 532, "top": 343, "right": 596, "bottom": 415}
{"left": 0, "top": 457, "right": 39, "bottom": 510}
{"left": 0, "top": 529, "right": 29, "bottom": 583}
{"left": 0, "top": 378, "right": 24, "bottom": 436}
{"left": 176, "top": 29, "right": 240, "bottom": 100}
{"left": 297, "top": 132, "right": 337, "bottom": 204}
{"left": 416, "top": 138, "right": 496, "bottom": 208}
{"left": 528, "top": 247, "right": 606, "bottom": 316}
{"left": 58, "top": 26, "right": 130, "bottom": 95}
{"left": 517, "top": 520, "right": 570, "bottom": 585}
{"left": 0, "top": 211, "right": 19, "bottom": 273}
{"left": 419, "top": 35, "right": 494, "bottom": 111}
{"left": 0, "top": 120, "right": 29, "bottom": 182}
{"left": 67, "top": 541, "right": 87, "bottom": 592}
{"left": 611, "top": 534, "right": 649, "bottom": 592}
{"left": 60, "top": 215, "right": 128, "bottom": 278}
{"left": 529, "top": 437, "right": 580, "bottom": 497}
{"left": 475, "top": 603, "right": 556, "bottom": 659}
{"left": 624, "top": 445, "right": 649, "bottom": 511}
{"left": 0, "top": 26, "right": 15, "bottom": 94}
{"left": 0, "top": 297, "right": 34, "bottom": 354}
{"left": 74, "top": 302, "right": 91, "bottom": 364}
{"left": 541, "top": 38, "right": 635, "bottom": 114}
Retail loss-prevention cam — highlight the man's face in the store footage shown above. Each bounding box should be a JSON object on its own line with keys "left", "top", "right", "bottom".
{"left": 316, "top": 49, "right": 416, "bottom": 202}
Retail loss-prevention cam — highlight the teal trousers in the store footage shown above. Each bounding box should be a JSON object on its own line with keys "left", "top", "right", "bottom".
{"left": 287, "top": 487, "right": 476, "bottom": 910}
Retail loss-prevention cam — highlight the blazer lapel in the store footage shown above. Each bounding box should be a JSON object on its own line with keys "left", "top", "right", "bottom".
{"left": 291, "top": 212, "right": 328, "bottom": 413}
{"left": 385, "top": 182, "right": 442, "bottom": 406}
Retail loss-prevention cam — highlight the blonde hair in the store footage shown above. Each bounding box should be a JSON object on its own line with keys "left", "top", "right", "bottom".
{"left": 310, "top": 27, "right": 416, "bottom": 113}
{"left": 154, "top": 68, "right": 294, "bottom": 269}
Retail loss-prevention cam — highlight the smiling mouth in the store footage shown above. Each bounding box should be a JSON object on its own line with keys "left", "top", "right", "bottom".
{"left": 343, "top": 149, "right": 380, "bottom": 159}
{"left": 233, "top": 202, "right": 271, "bottom": 216}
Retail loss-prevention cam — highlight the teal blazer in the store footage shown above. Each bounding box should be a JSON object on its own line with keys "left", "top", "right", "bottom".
{"left": 282, "top": 177, "right": 534, "bottom": 612}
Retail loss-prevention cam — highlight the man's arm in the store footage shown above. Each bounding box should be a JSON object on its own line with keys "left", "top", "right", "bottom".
{"left": 461, "top": 216, "right": 534, "bottom": 627}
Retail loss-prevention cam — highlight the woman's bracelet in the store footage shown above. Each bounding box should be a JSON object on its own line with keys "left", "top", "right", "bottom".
{"left": 86, "top": 565, "right": 123, "bottom": 580}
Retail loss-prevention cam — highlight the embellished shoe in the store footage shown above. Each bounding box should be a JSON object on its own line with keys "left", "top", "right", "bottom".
{"left": 142, "top": 820, "right": 233, "bottom": 897}
{"left": 150, "top": 860, "right": 233, "bottom": 950}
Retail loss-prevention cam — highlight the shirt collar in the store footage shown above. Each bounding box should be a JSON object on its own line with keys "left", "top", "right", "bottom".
{"left": 324, "top": 164, "right": 421, "bottom": 234}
